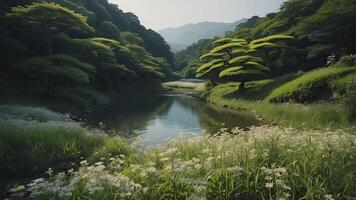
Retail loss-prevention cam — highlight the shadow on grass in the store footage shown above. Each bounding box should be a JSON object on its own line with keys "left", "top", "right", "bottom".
{"left": 223, "top": 74, "right": 300, "bottom": 101}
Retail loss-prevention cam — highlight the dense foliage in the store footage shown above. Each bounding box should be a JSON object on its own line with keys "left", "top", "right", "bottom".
{"left": 174, "top": 39, "right": 213, "bottom": 78}
{"left": 196, "top": 35, "right": 293, "bottom": 89}
{"left": 228, "top": 0, "right": 356, "bottom": 70}
{"left": 0, "top": 0, "right": 176, "bottom": 109}
{"left": 176, "top": 0, "right": 356, "bottom": 78}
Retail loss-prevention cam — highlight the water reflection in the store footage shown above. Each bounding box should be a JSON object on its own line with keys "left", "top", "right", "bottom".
{"left": 88, "top": 95, "right": 262, "bottom": 146}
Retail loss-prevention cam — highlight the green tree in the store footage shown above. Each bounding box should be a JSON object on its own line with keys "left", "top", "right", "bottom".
{"left": 196, "top": 38, "right": 248, "bottom": 86}
{"left": 249, "top": 35, "right": 294, "bottom": 67}
{"left": 218, "top": 55, "right": 270, "bottom": 90}
{"left": 127, "top": 45, "right": 166, "bottom": 79}
{"left": 7, "top": 2, "right": 94, "bottom": 55}
{"left": 97, "top": 21, "right": 121, "bottom": 41}
{"left": 291, "top": 0, "right": 356, "bottom": 54}
{"left": 196, "top": 35, "right": 293, "bottom": 90}
{"left": 14, "top": 54, "right": 95, "bottom": 96}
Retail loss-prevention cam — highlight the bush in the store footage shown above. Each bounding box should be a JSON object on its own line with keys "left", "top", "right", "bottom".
{"left": 336, "top": 54, "right": 356, "bottom": 67}
{"left": 266, "top": 67, "right": 356, "bottom": 103}
{"left": 58, "top": 91, "right": 89, "bottom": 110}
{"left": 331, "top": 73, "right": 356, "bottom": 118}
{"left": 59, "top": 87, "right": 110, "bottom": 106}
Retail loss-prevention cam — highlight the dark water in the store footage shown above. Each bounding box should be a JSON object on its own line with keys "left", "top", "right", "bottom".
{"left": 88, "top": 94, "right": 262, "bottom": 147}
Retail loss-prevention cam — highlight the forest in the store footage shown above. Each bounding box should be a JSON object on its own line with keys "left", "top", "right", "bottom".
{"left": 0, "top": 0, "right": 356, "bottom": 199}
{"left": 0, "top": 0, "right": 178, "bottom": 112}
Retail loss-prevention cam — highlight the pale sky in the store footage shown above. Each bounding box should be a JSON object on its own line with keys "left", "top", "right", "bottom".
{"left": 109, "top": 0, "right": 286, "bottom": 31}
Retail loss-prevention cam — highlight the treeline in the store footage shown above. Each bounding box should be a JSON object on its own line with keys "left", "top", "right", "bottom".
{"left": 176, "top": 0, "right": 356, "bottom": 78}
{"left": 0, "top": 0, "right": 178, "bottom": 109}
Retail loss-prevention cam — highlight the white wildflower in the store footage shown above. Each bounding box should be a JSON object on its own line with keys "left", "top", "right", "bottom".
{"left": 324, "top": 194, "right": 334, "bottom": 200}
{"left": 265, "top": 182, "right": 274, "bottom": 189}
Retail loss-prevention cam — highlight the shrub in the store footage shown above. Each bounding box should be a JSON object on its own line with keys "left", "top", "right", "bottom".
{"left": 58, "top": 91, "right": 89, "bottom": 110}
{"left": 59, "top": 87, "right": 110, "bottom": 106}
{"left": 266, "top": 66, "right": 356, "bottom": 103}
{"left": 331, "top": 73, "right": 356, "bottom": 118}
{"left": 336, "top": 54, "right": 356, "bottom": 67}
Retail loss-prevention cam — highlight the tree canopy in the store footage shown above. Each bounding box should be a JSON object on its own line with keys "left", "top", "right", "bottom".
{"left": 0, "top": 0, "right": 176, "bottom": 100}
{"left": 196, "top": 35, "right": 293, "bottom": 89}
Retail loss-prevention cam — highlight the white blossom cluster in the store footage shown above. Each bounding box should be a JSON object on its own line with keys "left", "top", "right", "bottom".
{"left": 8, "top": 126, "right": 354, "bottom": 199}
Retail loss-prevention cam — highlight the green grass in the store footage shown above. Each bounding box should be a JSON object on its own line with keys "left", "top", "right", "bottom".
{"left": 265, "top": 66, "right": 356, "bottom": 103}
{"left": 199, "top": 67, "right": 356, "bottom": 131}
{"left": 0, "top": 105, "right": 132, "bottom": 182}
{"left": 8, "top": 127, "right": 356, "bottom": 200}
{"left": 163, "top": 81, "right": 208, "bottom": 93}
{"left": 205, "top": 81, "right": 355, "bottom": 131}
{"left": 223, "top": 73, "right": 300, "bottom": 100}
{"left": 331, "top": 72, "right": 356, "bottom": 96}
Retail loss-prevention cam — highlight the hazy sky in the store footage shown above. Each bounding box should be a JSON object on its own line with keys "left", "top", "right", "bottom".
{"left": 109, "top": 0, "right": 286, "bottom": 31}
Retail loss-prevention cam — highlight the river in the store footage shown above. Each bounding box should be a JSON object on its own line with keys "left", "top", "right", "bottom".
{"left": 88, "top": 94, "right": 262, "bottom": 147}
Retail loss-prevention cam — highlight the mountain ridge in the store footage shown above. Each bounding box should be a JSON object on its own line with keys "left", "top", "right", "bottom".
{"left": 158, "top": 19, "right": 247, "bottom": 52}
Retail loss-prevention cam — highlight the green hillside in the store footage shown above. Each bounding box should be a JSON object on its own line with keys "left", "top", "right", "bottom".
{"left": 0, "top": 0, "right": 178, "bottom": 111}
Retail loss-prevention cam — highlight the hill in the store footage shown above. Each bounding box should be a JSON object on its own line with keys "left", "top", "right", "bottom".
{"left": 158, "top": 19, "right": 247, "bottom": 52}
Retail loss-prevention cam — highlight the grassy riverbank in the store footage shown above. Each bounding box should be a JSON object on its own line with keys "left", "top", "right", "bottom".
{"left": 5, "top": 122, "right": 355, "bottom": 200}
{"left": 163, "top": 80, "right": 208, "bottom": 93}
{"left": 202, "top": 67, "right": 356, "bottom": 131}
{"left": 0, "top": 105, "right": 132, "bottom": 197}
{"left": 206, "top": 83, "right": 354, "bottom": 131}
{"left": 2, "top": 104, "right": 355, "bottom": 199}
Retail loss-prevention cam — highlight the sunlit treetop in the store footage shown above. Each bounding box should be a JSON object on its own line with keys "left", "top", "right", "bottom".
{"left": 212, "top": 38, "right": 248, "bottom": 46}
{"left": 7, "top": 2, "right": 94, "bottom": 35}
{"left": 211, "top": 42, "right": 245, "bottom": 53}
{"left": 196, "top": 59, "right": 224, "bottom": 73}
{"left": 229, "top": 55, "right": 264, "bottom": 65}
{"left": 199, "top": 52, "right": 225, "bottom": 60}
{"left": 250, "top": 35, "right": 294, "bottom": 46}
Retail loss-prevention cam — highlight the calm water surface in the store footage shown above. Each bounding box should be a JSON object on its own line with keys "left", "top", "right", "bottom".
{"left": 89, "top": 95, "right": 262, "bottom": 147}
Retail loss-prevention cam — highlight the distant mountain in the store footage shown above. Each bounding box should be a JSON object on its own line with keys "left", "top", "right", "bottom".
{"left": 158, "top": 19, "right": 247, "bottom": 52}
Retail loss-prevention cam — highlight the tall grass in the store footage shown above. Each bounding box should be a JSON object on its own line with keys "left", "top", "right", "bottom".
{"left": 0, "top": 105, "right": 132, "bottom": 181}
{"left": 0, "top": 105, "right": 68, "bottom": 122}
{"left": 8, "top": 126, "right": 356, "bottom": 200}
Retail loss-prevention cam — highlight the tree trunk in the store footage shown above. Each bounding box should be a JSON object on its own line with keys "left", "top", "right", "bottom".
{"left": 239, "top": 81, "right": 245, "bottom": 91}
{"left": 45, "top": 78, "right": 52, "bottom": 96}
{"left": 47, "top": 35, "right": 52, "bottom": 55}
{"left": 208, "top": 79, "right": 217, "bottom": 87}
{"left": 45, "top": 77, "right": 57, "bottom": 96}
{"left": 264, "top": 50, "right": 271, "bottom": 67}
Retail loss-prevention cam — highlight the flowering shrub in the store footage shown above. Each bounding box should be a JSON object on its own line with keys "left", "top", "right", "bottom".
{"left": 9, "top": 126, "right": 356, "bottom": 200}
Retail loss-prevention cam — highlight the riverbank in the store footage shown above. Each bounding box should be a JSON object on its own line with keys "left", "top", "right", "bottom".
{"left": 165, "top": 67, "right": 356, "bottom": 131}
{"left": 5, "top": 120, "right": 355, "bottom": 199}
{"left": 205, "top": 83, "right": 354, "bottom": 131}
{"left": 2, "top": 99, "right": 355, "bottom": 199}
